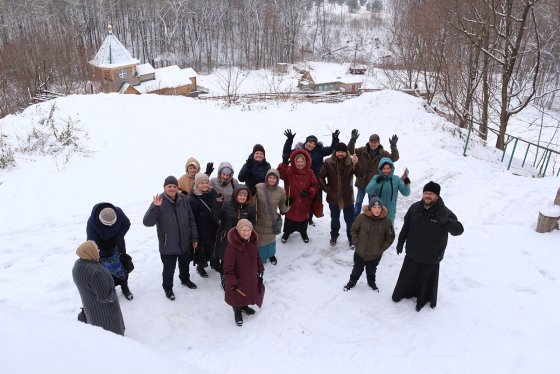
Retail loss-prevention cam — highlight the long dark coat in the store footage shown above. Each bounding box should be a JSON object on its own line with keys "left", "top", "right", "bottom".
{"left": 86, "top": 202, "right": 130, "bottom": 258}
{"left": 254, "top": 168, "right": 290, "bottom": 247}
{"left": 277, "top": 149, "right": 319, "bottom": 222}
{"left": 397, "top": 197, "right": 464, "bottom": 265}
{"left": 351, "top": 206, "right": 395, "bottom": 261}
{"left": 143, "top": 192, "right": 199, "bottom": 257}
{"left": 213, "top": 185, "right": 256, "bottom": 260}
{"left": 318, "top": 152, "right": 363, "bottom": 208}
{"left": 188, "top": 188, "right": 218, "bottom": 249}
{"left": 72, "top": 259, "right": 125, "bottom": 335}
{"left": 348, "top": 139, "right": 399, "bottom": 189}
{"left": 223, "top": 228, "right": 265, "bottom": 307}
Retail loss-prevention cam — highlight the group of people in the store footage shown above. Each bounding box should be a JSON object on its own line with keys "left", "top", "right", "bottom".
{"left": 72, "top": 128, "right": 463, "bottom": 334}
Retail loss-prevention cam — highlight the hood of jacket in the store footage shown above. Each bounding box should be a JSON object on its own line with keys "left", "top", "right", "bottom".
{"left": 185, "top": 157, "right": 201, "bottom": 174}
{"left": 230, "top": 184, "right": 252, "bottom": 205}
{"left": 265, "top": 168, "right": 281, "bottom": 187}
{"left": 217, "top": 162, "right": 235, "bottom": 177}
{"left": 377, "top": 156, "right": 395, "bottom": 177}
{"left": 227, "top": 227, "right": 258, "bottom": 251}
{"left": 289, "top": 148, "right": 312, "bottom": 171}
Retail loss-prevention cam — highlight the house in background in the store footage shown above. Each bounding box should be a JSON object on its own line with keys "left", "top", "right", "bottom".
{"left": 89, "top": 25, "right": 198, "bottom": 96}
{"left": 297, "top": 69, "right": 363, "bottom": 93}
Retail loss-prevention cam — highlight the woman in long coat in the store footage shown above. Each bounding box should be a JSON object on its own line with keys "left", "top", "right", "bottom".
{"left": 223, "top": 219, "right": 265, "bottom": 326}
{"left": 365, "top": 157, "right": 410, "bottom": 223}
{"left": 254, "top": 168, "right": 289, "bottom": 265}
{"left": 72, "top": 240, "right": 125, "bottom": 335}
{"left": 277, "top": 148, "right": 319, "bottom": 243}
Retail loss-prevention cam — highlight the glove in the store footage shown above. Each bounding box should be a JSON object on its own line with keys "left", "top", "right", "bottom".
{"left": 282, "top": 153, "right": 290, "bottom": 165}
{"left": 299, "top": 190, "right": 310, "bottom": 198}
{"left": 205, "top": 162, "right": 214, "bottom": 176}
{"left": 389, "top": 134, "right": 399, "bottom": 147}
{"left": 246, "top": 155, "right": 254, "bottom": 168}
{"left": 403, "top": 177, "right": 410, "bottom": 185}
{"left": 435, "top": 208, "right": 450, "bottom": 225}
{"left": 376, "top": 175, "right": 383, "bottom": 184}
{"left": 284, "top": 129, "right": 296, "bottom": 141}
{"left": 231, "top": 285, "right": 238, "bottom": 291}
{"left": 332, "top": 129, "right": 340, "bottom": 143}
{"left": 285, "top": 196, "right": 295, "bottom": 206}
{"left": 396, "top": 245, "right": 403, "bottom": 255}
{"left": 400, "top": 167, "right": 409, "bottom": 181}
{"left": 351, "top": 129, "right": 359, "bottom": 141}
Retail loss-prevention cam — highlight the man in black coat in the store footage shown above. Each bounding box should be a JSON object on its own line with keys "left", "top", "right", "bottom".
{"left": 392, "top": 181, "right": 464, "bottom": 311}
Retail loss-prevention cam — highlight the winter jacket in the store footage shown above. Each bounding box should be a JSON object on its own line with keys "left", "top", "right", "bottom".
{"left": 178, "top": 157, "right": 201, "bottom": 195}
{"left": 86, "top": 202, "right": 131, "bottom": 258}
{"left": 238, "top": 154, "right": 271, "bottom": 195}
{"left": 213, "top": 185, "right": 256, "bottom": 260}
{"left": 283, "top": 137, "right": 339, "bottom": 176}
{"left": 254, "top": 169, "right": 290, "bottom": 247}
{"left": 277, "top": 149, "right": 319, "bottom": 222}
{"left": 210, "top": 162, "right": 239, "bottom": 203}
{"left": 72, "top": 258, "right": 125, "bottom": 335}
{"left": 318, "top": 152, "right": 363, "bottom": 208}
{"left": 143, "top": 192, "right": 199, "bottom": 257}
{"left": 397, "top": 197, "right": 464, "bottom": 265}
{"left": 351, "top": 206, "right": 395, "bottom": 261}
{"left": 348, "top": 139, "right": 399, "bottom": 189}
{"left": 188, "top": 188, "right": 218, "bottom": 249}
{"left": 223, "top": 228, "right": 264, "bottom": 308}
{"left": 364, "top": 157, "right": 410, "bottom": 223}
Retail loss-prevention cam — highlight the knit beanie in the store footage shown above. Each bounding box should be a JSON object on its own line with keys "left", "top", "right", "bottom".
{"left": 99, "top": 207, "right": 117, "bottom": 226}
{"left": 369, "top": 134, "right": 380, "bottom": 142}
{"left": 253, "top": 144, "right": 265, "bottom": 156}
{"left": 334, "top": 142, "right": 348, "bottom": 153}
{"left": 221, "top": 166, "right": 233, "bottom": 175}
{"left": 305, "top": 135, "right": 318, "bottom": 144}
{"left": 194, "top": 172, "right": 209, "bottom": 186}
{"left": 236, "top": 218, "right": 253, "bottom": 232}
{"left": 368, "top": 196, "right": 384, "bottom": 209}
{"left": 164, "top": 175, "right": 178, "bottom": 187}
{"left": 423, "top": 181, "right": 441, "bottom": 195}
{"left": 76, "top": 240, "right": 100, "bottom": 261}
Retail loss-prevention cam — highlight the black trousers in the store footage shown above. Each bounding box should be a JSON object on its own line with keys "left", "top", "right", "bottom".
{"left": 160, "top": 253, "right": 190, "bottom": 291}
{"left": 283, "top": 218, "right": 309, "bottom": 237}
{"left": 392, "top": 255, "right": 440, "bottom": 308}
{"left": 350, "top": 253, "right": 381, "bottom": 283}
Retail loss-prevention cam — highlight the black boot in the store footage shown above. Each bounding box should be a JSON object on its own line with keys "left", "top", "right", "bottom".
{"left": 368, "top": 281, "right": 379, "bottom": 292}
{"left": 181, "top": 278, "right": 198, "bottom": 289}
{"left": 220, "top": 274, "right": 226, "bottom": 291}
{"left": 301, "top": 232, "right": 309, "bottom": 243}
{"left": 121, "top": 283, "right": 133, "bottom": 300}
{"left": 269, "top": 256, "right": 278, "bottom": 265}
{"left": 343, "top": 280, "right": 356, "bottom": 291}
{"left": 233, "top": 307, "right": 243, "bottom": 326}
{"left": 281, "top": 233, "right": 289, "bottom": 244}
{"left": 241, "top": 306, "right": 255, "bottom": 315}
{"left": 165, "top": 289, "right": 175, "bottom": 300}
{"left": 197, "top": 264, "right": 209, "bottom": 278}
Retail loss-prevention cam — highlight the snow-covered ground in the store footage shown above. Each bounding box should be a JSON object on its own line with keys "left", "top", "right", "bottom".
{"left": 0, "top": 87, "right": 559, "bottom": 373}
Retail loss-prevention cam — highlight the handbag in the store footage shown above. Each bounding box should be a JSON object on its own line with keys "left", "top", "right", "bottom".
{"left": 311, "top": 195, "right": 324, "bottom": 218}
{"left": 121, "top": 253, "right": 134, "bottom": 273}
{"left": 264, "top": 188, "right": 283, "bottom": 235}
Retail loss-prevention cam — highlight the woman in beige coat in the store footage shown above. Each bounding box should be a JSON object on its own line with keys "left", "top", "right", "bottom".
{"left": 254, "top": 169, "right": 289, "bottom": 265}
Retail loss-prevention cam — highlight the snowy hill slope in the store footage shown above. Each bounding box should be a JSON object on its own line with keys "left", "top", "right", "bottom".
{"left": 0, "top": 91, "right": 558, "bottom": 374}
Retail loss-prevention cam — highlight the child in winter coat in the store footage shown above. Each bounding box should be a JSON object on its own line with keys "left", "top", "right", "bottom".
{"left": 344, "top": 197, "right": 395, "bottom": 292}
{"left": 223, "top": 219, "right": 265, "bottom": 327}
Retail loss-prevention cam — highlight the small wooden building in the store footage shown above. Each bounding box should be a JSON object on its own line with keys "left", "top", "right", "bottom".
{"left": 349, "top": 64, "right": 367, "bottom": 75}
{"left": 298, "top": 70, "right": 363, "bottom": 93}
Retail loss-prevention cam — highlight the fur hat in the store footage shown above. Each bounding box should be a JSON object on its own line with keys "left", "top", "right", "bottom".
{"left": 194, "top": 172, "right": 209, "bottom": 186}
{"left": 368, "top": 196, "right": 384, "bottom": 209}
{"left": 334, "top": 142, "right": 348, "bottom": 153}
{"left": 99, "top": 207, "right": 117, "bottom": 226}
{"left": 236, "top": 218, "right": 253, "bottom": 232}
{"left": 369, "top": 134, "right": 380, "bottom": 142}
{"left": 76, "top": 240, "right": 100, "bottom": 261}
{"left": 305, "top": 135, "right": 318, "bottom": 144}
{"left": 423, "top": 181, "right": 441, "bottom": 195}
{"left": 253, "top": 144, "right": 265, "bottom": 155}
{"left": 164, "top": 175, "right": 178, "bottom": 187}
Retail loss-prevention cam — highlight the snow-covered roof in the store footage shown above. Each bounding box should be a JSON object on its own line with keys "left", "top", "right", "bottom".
{"left": 312, "top": 71, "right": 363, "bottom": 85}
{"left": 89, "top": 32, "right": 140, "bottom": 68}
{"left": 134, "top": 66, "right": 194, "bottom": 93}
{"left": 136, "top": 63, "right": 156, "bottom": 75}
{"left": 183, "top": 68, "right": 198, "bottom": 78}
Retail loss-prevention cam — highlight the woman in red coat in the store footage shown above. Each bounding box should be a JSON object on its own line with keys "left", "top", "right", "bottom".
{"left": 277, "top": 148, "right": 319, "bottom": 243}
{"left": 223, "top": 219, "right": 265, "bottom": 326}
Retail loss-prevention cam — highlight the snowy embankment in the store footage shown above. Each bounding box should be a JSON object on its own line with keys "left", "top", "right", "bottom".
{"left": 0, "top": 91, "right": 558, "bottom": 374}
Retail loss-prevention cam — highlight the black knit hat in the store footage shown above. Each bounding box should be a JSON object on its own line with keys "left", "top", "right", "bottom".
{"left": 253, "top": 144, "right": 265, "bottom": 156}
{"left": 423, "top": 181, "right": 441, "bottom": 195}
{"left": 334, "top": 142, "right": 348, "bottom": 153}
{"left": 305, "top": 135, "right": 318, "bottom": 144}
{"left": 163, "top": 175, "right": 178, "bottom": 187}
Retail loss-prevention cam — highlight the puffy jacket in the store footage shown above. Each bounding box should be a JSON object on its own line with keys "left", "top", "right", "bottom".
{"left": 210, "top": 162, "right": 239, "bottom": 202}
{"left": 143, "top": 192, "right": 199, "bottom": 257}
{"left": 178, "top": 157, "right": 201, "bottom": 195}
{"left": 254, "top": 169, "right": 289, "bottom": 247}
{"left": 238, "top": 154, "right": 271, "bottom": 195}
{"left": 351, "top": 206, "right": 395, "bottom": 261}
{"left": 365, "top": 157, "right": 410, "bottom": 223}
{"left": 283, "top": 137, "right": 338, "bottom": 176}
{"left": 397, "top": 197, "right": 464, "bottom": 265}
